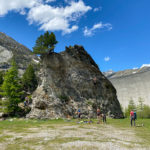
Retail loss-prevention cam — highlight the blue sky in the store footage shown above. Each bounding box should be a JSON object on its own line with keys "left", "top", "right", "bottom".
{"left": 0, "top": 0, "right": 150, "bottom": 72}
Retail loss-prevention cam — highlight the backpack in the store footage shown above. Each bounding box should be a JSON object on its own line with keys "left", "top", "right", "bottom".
{"left": 134, "top": 112, "right": 137, "bottom": 120}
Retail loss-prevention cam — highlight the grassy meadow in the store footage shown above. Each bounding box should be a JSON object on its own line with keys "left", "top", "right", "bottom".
{"left": 0, "top": 118, "right": 150, "bottom": 150}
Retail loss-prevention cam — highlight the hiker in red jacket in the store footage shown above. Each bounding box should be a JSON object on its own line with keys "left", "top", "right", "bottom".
{"left": 130, "top": 110, "right": 135, "bottom": 127}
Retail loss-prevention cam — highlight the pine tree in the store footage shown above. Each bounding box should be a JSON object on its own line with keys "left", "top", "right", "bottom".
{"left": 22, "top": 64, "right": 38, "bottom": 92}
{"left": 137, "top": 97, "right": 144, "bottom": 118}
{"left": 137, "top": 97, "right": 144, "bottom": 111}
{"left": 33, "top": 31, "right": 58, "bottom": 55}
{"left": 0, "top": 71, "right": 4, "bottom": 86}
{"left": 1, "top": 61, "right": 23, "bottom": 115}
{"left": 125, "top": 98, "right": 136, "bottom": 117}
{"left": 128, "top": 98, "right": 136, "bottom": 111}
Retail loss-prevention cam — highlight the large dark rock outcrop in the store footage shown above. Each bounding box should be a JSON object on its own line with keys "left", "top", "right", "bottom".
{"left": 27, "top": 45, "right": 123, "bottom": 119}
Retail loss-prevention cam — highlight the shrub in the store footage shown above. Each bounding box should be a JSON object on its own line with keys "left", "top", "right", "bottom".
{"left": 0, "top": 71, "right": 4, "bottom": 86}
{"left": 59, "top": 95, "right": 69, "bottom": 103}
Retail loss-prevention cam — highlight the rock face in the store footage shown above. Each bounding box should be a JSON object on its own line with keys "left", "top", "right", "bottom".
{"left": 27, "top": 45, "right": 123, "bottom": 119}
{"left": 0, "top": 32, "right": 39, "bottom": 73}
{"left": 104, "top": 67, "right": 150, "bottom": 108}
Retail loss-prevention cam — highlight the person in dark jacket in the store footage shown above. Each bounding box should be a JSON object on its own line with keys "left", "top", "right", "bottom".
{"left": 102, "top": 113, "right": 106, "bottom": 123}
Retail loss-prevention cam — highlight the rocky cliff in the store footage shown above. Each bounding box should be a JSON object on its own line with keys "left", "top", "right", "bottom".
{"left": 104, "top": 67, "right": 150, "bottom": 108}
{"left": 27, "top": 45, "right": 123, "bottom": 119}
{"left": 0, "top": 32, "right": 39, "bottom": 73}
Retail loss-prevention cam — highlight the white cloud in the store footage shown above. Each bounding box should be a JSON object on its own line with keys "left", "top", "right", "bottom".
{"left": 0, "top": 0, "right": 42, "bottom": 16}
{"left": 27, "top": 0, "right": 91, "bottom": 34}
{"left": 104, "top": 56, "right": 111, "bottom": 62}
{"left": 0, "top": 0, "right": 91, "bottom": 34}
{"left": 45, "top": 0, "right": 55, "bottom": 3}
{"left": 83, "top": 22, "right": 112, "bottom": 36}
{"left": 20, "top": 9, "right": 26, "bottom": 15}
{"left": 93, "top": 7, "right": 102, "bottom": 12}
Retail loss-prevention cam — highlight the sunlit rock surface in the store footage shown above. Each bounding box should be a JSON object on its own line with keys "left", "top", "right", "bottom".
{"left": 104, "top": 67, "right": 150, "bottom": 108}
{"left": 27, "top": 45, "right": 123, "bottom": 119}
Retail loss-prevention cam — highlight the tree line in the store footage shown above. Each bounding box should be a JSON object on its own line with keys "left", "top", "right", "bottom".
{"left": 124, "top": 98, "right": 150, "bottom": 119}
{"left": 0, "top": 61, "right": 37, "bottom": 116}
{"left": 0, "top": 31, "right": 58, "bottom": 117}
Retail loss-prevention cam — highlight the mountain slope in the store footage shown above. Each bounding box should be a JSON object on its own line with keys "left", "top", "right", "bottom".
{"left": 0, "top": 32, "right": 39, "bottom": 72}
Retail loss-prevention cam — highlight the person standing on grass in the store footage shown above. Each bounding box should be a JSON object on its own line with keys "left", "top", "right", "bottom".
{"left": 102, "top": 113, "right": 106, "bottom": 123}
{"left": 97, "top": 108, "right": 101, "bottom": 124}
{"left": 130, "top": 110, "right": 135, "bottom": 127}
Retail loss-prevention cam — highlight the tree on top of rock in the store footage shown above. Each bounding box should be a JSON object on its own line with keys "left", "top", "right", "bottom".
{"left": 33, "top": 31, "right": 58, "bottom": 56}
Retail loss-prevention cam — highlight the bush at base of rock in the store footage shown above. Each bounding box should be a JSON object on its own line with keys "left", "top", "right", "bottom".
{"left": 58, "top": 95, "right": 70, "bottom": 103}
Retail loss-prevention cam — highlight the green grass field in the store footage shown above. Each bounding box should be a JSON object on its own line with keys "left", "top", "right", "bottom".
{"left": 109, "top": 118, "right": 150, "bottom": 145}
{"left": 0, "top": 118, "right": 149, "bottom": 150}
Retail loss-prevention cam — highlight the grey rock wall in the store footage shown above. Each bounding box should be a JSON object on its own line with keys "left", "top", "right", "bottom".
{"left": 105, "top": 67, "right": 150, "bottom": 108}
{"left": 0, "top": 46, "right": 13, "bottom": 63}
{"left": 27, "top": 45, "right": 123, "bottom": 119}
